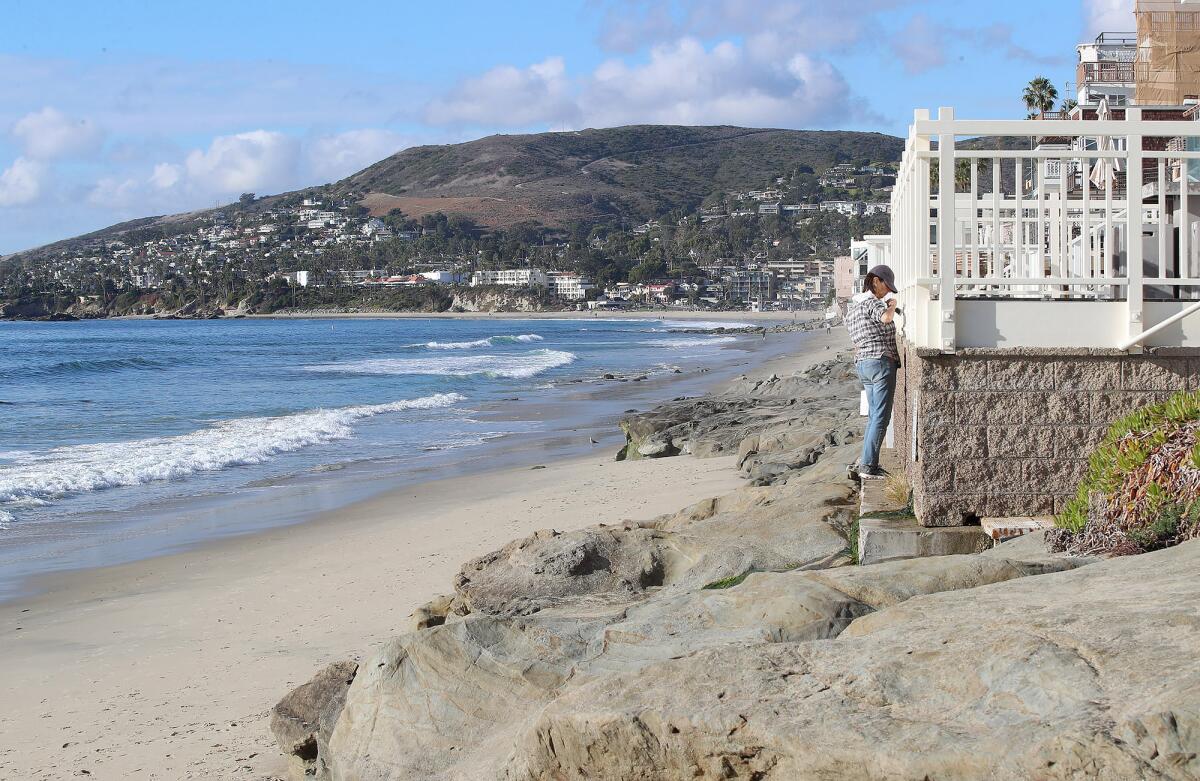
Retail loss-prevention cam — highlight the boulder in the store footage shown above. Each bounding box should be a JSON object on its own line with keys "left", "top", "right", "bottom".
{"left": 270, "top": 659, "right": 358, "bottom": 781}
{"left": 453, "top": 525, "right": 669, "bottom": 616}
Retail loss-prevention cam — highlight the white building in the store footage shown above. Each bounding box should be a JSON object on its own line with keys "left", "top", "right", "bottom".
{"left": 420, "top": 270, "right": 460, "bottom": 284}
{"left": 820, "top": 200, "right": 862, "bottom": 216}
{"left": 547, "top": 272, "right": 594, "bottom": 300}
{"left": 1075, "top": 31, "right": 1136, "bottom": 107}
{"left": 469, "top": 268, "right": 549, "bottom": 287}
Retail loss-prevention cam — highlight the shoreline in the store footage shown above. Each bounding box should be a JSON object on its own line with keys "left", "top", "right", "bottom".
{"left": 0, "top": 326, "right": 815, "bottom": 603}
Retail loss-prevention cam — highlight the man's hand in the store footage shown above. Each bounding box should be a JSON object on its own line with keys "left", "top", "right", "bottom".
{"left": 881, "top": 297, "right": 897, "bottom": 324}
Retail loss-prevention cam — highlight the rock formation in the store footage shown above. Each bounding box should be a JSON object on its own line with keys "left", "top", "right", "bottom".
{"left": 270, "top": 352, "right": 1199, "bottom": 781}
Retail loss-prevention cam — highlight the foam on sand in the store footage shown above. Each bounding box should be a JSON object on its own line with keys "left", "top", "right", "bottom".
{"left": 0, "top": 393, "right": 465, "bottom": 521}
{"left": 306, "top": 349, "right": 576, "bottom": 379}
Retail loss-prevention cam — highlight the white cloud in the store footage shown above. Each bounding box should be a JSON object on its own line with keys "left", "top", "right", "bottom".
{"left": 1084, "top": 0, "right": 1133, "bottom": 37}
{"left": 424, "top": 39, "right": 861, "bottom": 130}
{"left": 0, "top": 157, "right": 46, "bottom": 206}
{"left": 183, "top": 130, "right": 299, "bottom": 194}
{"left": 305, "top": 129, "right": 411, "bottom": 183}
{"left": 425, "top": 58, "right": 578, "bottom": 127}
{"left": 149, "top": 162, "right": 182, "bottom": 190}
{"left": 11, "top": 107, "right": 103, "bottom": 160}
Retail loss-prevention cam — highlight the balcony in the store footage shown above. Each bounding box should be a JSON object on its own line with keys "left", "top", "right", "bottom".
{"left": 1077, "top": 61, "right": 1135, "bottom": 86}
{"left": 882, "top": 107, "right": 1200, "bottom": 352}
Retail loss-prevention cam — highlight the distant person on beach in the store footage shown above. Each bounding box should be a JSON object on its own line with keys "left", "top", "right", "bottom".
{"left": 845, "top": 264, "right": 899, "bottom": 480}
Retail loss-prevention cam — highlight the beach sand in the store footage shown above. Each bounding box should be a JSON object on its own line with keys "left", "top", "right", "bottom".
{"left": 0, "top": 452, "right": 745, "bottom": 780}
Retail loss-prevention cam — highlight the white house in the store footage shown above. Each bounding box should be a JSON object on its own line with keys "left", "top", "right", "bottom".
{"left": 470, "top": 268, "right": 549, "bottom": 287}
{"left": 547, "top": 272, "right": 593, "bottom": 300}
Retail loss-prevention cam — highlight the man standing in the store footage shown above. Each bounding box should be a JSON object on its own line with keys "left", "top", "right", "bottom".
{"left": 845, "top": 264, "right": 899, "bottom": 479}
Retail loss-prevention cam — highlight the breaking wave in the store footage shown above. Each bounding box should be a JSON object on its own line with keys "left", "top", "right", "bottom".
{"left": 305, "top": 349, "right": 576, "bottom": 379}
{"left": 418, "top": 333, "right": 544, "bottom": 350}
{"left": 0, "top": 393, "right": 465, "bottom": 519}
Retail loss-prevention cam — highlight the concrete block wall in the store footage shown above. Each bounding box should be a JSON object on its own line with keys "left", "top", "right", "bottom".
{"left": 892, "top": 344, "right": 1200, "bottom": 527}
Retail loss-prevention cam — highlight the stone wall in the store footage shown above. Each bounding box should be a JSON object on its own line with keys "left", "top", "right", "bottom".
{"left": 893, "top": 343, "right": 1200, "bottom": 527}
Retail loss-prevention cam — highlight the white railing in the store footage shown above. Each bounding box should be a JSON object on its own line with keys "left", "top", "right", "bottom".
{"left": 883, "top": 107, "right": 1200, "bottom": 351}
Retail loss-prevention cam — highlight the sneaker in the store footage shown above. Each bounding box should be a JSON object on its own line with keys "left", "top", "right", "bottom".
{"left": 858, "top": 464, "right": 888, "bottom": 479}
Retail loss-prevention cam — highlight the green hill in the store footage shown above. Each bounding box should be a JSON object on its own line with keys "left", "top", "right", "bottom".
{"left": 340, "top": 125, "right": 902, "bottom": 226}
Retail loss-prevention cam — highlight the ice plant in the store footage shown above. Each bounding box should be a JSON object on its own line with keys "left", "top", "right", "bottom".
{"left": 1051, "top": 388, "right": 1200, "bottom": 556}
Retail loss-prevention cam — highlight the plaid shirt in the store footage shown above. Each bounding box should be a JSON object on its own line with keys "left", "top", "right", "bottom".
{"left": 846, "top": 293, "right": 899, "bottom": 363}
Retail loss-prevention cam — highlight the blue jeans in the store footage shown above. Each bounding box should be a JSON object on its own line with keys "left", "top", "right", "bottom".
{"left": 857, "top": 357, "right": 897, "bottom": 468}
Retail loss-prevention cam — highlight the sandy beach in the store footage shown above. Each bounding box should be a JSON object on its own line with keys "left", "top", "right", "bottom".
{"left": 0, "top": 451, "right": 745, "bottom": 780}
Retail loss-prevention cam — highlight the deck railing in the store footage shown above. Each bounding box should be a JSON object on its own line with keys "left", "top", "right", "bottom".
{"left": 883, "top": 107, "right": 1200, "bottom": 351}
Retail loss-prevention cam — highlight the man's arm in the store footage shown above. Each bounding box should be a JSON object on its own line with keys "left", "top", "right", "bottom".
{"left": 880, "top": 298, "right": 897, "bottom": 324}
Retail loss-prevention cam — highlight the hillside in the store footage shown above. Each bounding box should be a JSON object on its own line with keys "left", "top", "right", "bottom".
{"left": 8, "top": 125, "right": 902, "bottom": 259}
{"left": 341, "top": 125, "right": 903, "bottom": 227}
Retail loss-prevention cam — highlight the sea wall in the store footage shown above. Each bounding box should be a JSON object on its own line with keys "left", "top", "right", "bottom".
{"left": 893, "top": 342, "right": 1200, "bottom": 526}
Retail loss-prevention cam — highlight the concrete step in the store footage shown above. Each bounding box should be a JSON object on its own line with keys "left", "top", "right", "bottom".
{"left": 980, "top": 516, "right": 1055, "bottom": 544}
{"left": 857, "top": 448, "right": 905, "bottom": 518}
{"left": 858, "top": 517, "right": 991, "bottom": 566}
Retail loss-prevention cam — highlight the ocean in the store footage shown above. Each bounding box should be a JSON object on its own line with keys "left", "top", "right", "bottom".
{"left": 0, "top": 315, "right": 802, "bottom": 598}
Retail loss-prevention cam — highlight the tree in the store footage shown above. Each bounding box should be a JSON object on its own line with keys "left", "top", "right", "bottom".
{"left": 239, "top": 193, "right": 256, "bottom": 205}
{"left": 1060, "top": 97, "right": 1079, "bottom": 114}
{"left": 1022, "top": 76, "right": 1058, "bottom": 118}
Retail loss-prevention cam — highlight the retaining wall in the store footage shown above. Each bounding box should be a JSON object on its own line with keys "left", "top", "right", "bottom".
{"left": 893, "top": 344, "right": 1200, "bottom": 527}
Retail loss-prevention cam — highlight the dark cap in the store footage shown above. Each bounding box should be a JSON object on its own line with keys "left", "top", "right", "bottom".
{"left": 868, "top": 264, "right": 897, "bottom": 294}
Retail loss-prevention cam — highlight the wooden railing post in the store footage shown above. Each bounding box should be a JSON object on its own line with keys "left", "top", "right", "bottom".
{"left": 1126, "top": 107, "right": 1144, "bottom": 353}
{"left": 937, "top": 107, "right": 956, "bottom": 352}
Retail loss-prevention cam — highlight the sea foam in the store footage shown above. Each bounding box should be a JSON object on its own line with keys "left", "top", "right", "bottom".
{"left": 305, "top": 349, "right": 576, "bottom": 379}
{"left": 0, "top": 393, "right": 465, "bottom": 519}
{"left": 420, "top": 333, "right": 544, "bottom": 350}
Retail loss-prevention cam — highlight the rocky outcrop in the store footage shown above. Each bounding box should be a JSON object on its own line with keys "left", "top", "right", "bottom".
{"left": 270, "top": 660, "right": 358, "bottom": 781}
{"left": 508, "top": 540, "right": 1199, "bottom": 781}
{"left": 616, "top": 355, "right": 859, "bottom": 465}
{"left": 450, "top": 287, "right": 551, "bottom": 312}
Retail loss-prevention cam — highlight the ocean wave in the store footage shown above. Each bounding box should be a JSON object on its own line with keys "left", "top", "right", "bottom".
{"left": 641, "top": 336, "right": 738, "bottom": 349}
{"left": 0, "top": 393, "right": 465, "bottom": 518}
{"left": 1, "top": 355, "right": 168, "bottom": 381}
{"left": 305, "top": 349, "right": 576, "bottom": 379}
{"left": 419, "top": 333, "right": 544, "bottom": 350}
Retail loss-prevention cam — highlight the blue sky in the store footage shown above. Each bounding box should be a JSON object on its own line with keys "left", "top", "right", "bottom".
{"left": 0, "top": 0, "right": 1130, "bottom": 253}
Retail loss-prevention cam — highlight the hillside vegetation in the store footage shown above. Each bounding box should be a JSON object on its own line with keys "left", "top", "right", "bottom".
{"left": 341, "top": 125, "right": 903, "bottom": 226}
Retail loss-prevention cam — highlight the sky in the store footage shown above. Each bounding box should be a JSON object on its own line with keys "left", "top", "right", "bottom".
{"left": 0, "top": 0, "right": 1132, "bottom": 254}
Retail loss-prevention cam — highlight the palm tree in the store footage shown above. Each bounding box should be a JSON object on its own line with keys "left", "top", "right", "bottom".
{"left": 1061, "top": 98, "right": 1079, "bottom": 114}
{"left": 1023, "top": 77, "right": 1059, "bottom": 118}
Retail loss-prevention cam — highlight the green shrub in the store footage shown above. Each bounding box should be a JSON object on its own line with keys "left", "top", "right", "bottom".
{"left": 1052, "top": 388, "right": 1200, "bottom": 555}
